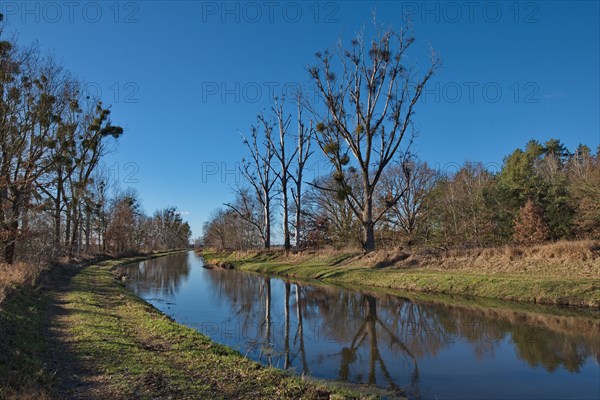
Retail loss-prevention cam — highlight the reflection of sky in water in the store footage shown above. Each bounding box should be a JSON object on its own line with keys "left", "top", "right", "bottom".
{"left": 122, "top": 252, "right": 600, "bottom": 400}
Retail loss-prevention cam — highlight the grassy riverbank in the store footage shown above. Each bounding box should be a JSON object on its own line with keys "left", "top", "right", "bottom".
{"left": 0, "top": 252, "right": 366, "bottom": 399}
{"left": 202, "top": 241, "right": 600, "bottom": 308}
{"left": 0, "top": 251, "right": 184, "bottom": 399}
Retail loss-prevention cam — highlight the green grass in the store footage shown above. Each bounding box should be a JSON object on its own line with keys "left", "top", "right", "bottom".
{"left": 0, "top": 277, "right": 53, "bottom": 399}
{"left": 0, "top": 251, "right": 187, "bottom": 399}
{"left": 1, "top": 251, "right": 372, "bottom": 400}
{"left": 203, "top": 251, "right": 600, "bottom": 308}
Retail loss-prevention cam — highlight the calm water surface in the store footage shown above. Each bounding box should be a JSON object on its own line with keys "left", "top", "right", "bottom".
{"left": 122, "top": 251, "right": 600, "bottom": 400}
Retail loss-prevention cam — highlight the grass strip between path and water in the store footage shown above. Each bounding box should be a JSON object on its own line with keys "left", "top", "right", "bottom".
{"left": 202, "top": 251, "right": 600, "bottom": 309}
{"left": 0, "top": 251, "right": 372, "bottom": 400}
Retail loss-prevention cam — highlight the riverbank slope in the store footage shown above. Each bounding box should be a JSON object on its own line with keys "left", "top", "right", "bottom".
{"left": 0, "top": 252, "right": 364, "bottom": 399}
{"left": 202, "top": 240, "right": 600, "bottom": 308}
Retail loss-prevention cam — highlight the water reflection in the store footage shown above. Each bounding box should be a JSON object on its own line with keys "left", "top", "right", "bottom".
{"left": 125, "top": 253, "right": 190, "bottom": 299}
{"left": 121, "top": 252, "right": 600, "bottom": 400}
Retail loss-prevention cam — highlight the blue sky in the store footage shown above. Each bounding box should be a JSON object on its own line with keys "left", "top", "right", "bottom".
{"left": 3, "top": 1, "right": 599, "bottom": 239}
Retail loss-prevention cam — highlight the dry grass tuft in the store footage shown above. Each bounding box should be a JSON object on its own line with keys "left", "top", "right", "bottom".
{"left": 0, "top": 263, "right": 45, "bottom": 305}
{"left": 503, "top": 247, "right": 524, "bottom": 260}
{"left": 533, "top": 239, "right": 599, "bottom": 260}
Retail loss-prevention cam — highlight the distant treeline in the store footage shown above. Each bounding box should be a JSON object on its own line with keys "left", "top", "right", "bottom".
{"left": 0, "top": 17, "right": 190, "bottom": 264}
{"left": 203, "top": 138, "right": 598, "bottom": 251}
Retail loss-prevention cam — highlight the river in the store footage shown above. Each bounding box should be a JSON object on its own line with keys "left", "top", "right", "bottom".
{"left": 120, "top": 251, "right": 600, "bottom": 400}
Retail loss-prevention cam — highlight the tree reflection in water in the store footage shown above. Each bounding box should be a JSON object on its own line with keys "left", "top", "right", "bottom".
{"left": 259, "top": 277, "right": 273, "bottom": 364}
{"left": 203, "top": 270, "right": 599, "bottom": 395}
{"left": 294, "top": 283, "right": 310, "bottom": 375}
{"left": 123, "top": 253, "right": 190, "bottom": 299}
{"left": 124, "top": 255, "right": 600, "bottom": 398}
{"left": 338, "top": 294, "right": 419, "bottom": 396}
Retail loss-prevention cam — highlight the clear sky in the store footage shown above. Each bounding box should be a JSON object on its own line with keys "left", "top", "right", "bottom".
{"left": 3, "top": 0, "right": 599, "bottom": 239}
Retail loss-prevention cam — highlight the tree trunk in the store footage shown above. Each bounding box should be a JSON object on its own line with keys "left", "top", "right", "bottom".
{"left": 295, "top": 283, "right": 309, "bottom": 374}
{"left": 77, "top": 208, "right": 83, "bottom": 256}
{"left": 4, "top": 197, "right": 21, "bottom": 264}
{"left": 294, "top": 101, "right": 308, "bottom": 252}
{"left": 21, "top": 188, "right": 30, "bottom": 236}
{"left": 294, "top": 166, "right": 302, "bottom": 251}
{"left": 97, "top": 224, "right": 103, "bottom": 253}
{"left": 264, "top": 277, "right": 271, "bottom": 343}
{"left": 283, "top": 280, "right": 290, "bottom": 369}
{"left": 263, "top": 193, "right": 271, "bottom": 249}
{"left": 69, "top": 205, "right": 80, "bottom": 258}
{"left": 366, "top": 295, "right": 378, "bottom": 385}
{"left": 4, "top": 219, "right": 18, "bottom": 264}
{"left": 100, "top": 210, "right": 107, "bottom": 252}
{"left": 295, "top": 188, "right": 302, "bottom": 251}
{"left": 54, "top": 174, "right": 62, "bottom": 258}
{"left": 65, "top": 203, "right": 71, "bottom": 252}
{"left": 363, "top": 190, "right": 375, "bottom": 252}
{"left": 364, "top": 224, "right": 376, "bottom": 253}
{"left": 282, "top": 181, "right": 290, "bottom": 252}
{"left": 85, "top": 205, "right": 91, "bottom": 253}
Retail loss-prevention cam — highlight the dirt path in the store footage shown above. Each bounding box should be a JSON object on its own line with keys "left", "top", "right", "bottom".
{"left": 39, "top": 258, "right": 363, "bottom": 400}
{"left": 44, "top": 265, "right": 114, "bottom": 399}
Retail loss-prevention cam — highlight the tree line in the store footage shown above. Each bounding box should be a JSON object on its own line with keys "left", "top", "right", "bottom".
{"left": 202, "top": 22, "right": 598, "bottom": 252}
{"left": 0, "top": 16, "right": 190, "bottom": 264}
{"left": 204, "top": 137, "right": 599, "bottom": 251}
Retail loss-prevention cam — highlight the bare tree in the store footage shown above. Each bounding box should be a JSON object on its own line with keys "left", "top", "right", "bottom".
{"left": 380, "top": 158, "right": 438, "bottom": 244}
{"left": 290, "top": 96, "right": 313, "bottom": 250}
{"left": 150, "top": 207, "right": 191, "bottom": 250}
{"left": 203, "top": 207, "right": 261, "bottom": 251}
{"left": 226, "top": 116, "right": 277, "bottom": 249}
{"left": 64, "top": 101, "right": 122, "bottom": 256}
{"left": 431, "top": 163, "right": 495, "bottom": 247}
{"left": 304, "top": 175, "right": 362, "bottom": 248}
{"left": 268, "top": 97, "right": 295, "bottom": 252}
{"left": 202, "top": 209, "right": 229, "bottom": 251}
{"left": 305, "top": 21, "right": 439, "bottom": 251}
{"left": 568, "top": 145, "right": 600, "bottom": 237}
{"left": 33, "top": 78, "right": 80, "bottom": 258}
{"left": 0, "top": 30, "right": 122, "bottom": 263}
{"left": 89, "top": 166, "right": 111, "bottom": 252}
{"left": 105, "top": 189, "right": 141, "bottom": 255}
{"left": 0, "top": 42, "right": 65, "bottom": 263}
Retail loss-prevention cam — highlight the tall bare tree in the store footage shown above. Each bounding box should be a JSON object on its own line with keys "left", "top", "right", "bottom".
{"left": 291, "top": 96, "right": 313, "bottom": 250}
{"left": 64, "top": 101, "right": 123, "bottom": 256}
{"left": 227, "top": 115, "right": 277, "bottom": 249}
{"left": 0, "top": 42, "right": 65, "bottom": 263}
{"left": 305, "top": 21, "right": 439, "bottom": 251}
{"left": 268, "top": 97, "right": 294, "bottom": 252}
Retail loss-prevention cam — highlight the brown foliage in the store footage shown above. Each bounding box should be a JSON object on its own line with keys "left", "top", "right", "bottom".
{"left": 513, "top": 199, "right": 549, "bottom": 244}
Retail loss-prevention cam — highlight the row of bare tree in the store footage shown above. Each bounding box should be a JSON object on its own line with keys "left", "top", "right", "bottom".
{"left": 204, "top": 22, "right": 439, "bottom": 252}
{"left": 99, "top": 188, "right": 191, "bottom": 256}
{"left": 0, "top": 18, "right": 190, "bottom": 264}
{"left": 0, "top": 23, "right": 119, "bottom": 263}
